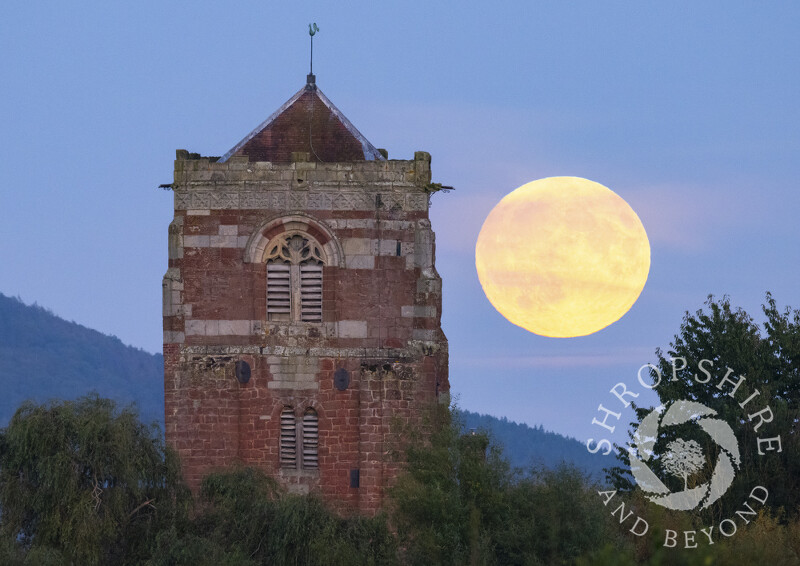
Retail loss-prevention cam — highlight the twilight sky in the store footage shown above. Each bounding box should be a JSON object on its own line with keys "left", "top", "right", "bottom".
{"left": 1, "top": 1, "right": 798, "bottom": 443}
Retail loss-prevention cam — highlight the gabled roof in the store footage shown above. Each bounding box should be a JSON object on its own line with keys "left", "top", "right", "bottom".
{"left": 219, "top": 81, "right": 385, "bottom": 163}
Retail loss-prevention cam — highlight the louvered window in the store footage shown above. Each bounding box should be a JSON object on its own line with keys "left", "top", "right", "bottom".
{"left": 265, "top": 233, "right": 324, "bottom": 323}
{"left": 280, "top": 406, "right": 297, "bottom": 469}
{"left": 279, "top": 406, "right": 319, "bottom": 470}
{"left": 267, "top": 264, "right": 292, "bottom": 321}
{"left": 302, "top": 408, "right": 319, "bottom": 469}
{"left": 299, "top": 264, "right": 323, "bottom": 323}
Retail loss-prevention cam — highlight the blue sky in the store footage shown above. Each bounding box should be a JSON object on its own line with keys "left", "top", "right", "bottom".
{"left": 1, "top": 1, "right": 798, "bottom": 443}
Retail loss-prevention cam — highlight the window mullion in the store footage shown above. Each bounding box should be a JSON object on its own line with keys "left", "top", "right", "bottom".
{"left": 290, "top": 264, "right": 301, "bottom": 322}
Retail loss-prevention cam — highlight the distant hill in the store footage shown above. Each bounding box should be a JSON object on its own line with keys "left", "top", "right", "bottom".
{"left": 0, "top": 292, "right": 611, "bottom": 481}
{"left": 459, "top": 410, "right": 609, "bottom": 482}
{"left": 0, "top": 293, "right": 163, "bottom": 426}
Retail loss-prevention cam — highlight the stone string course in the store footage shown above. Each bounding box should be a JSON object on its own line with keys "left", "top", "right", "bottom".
{"left": 175, "top": 190, "right": 429, "bottom": 213}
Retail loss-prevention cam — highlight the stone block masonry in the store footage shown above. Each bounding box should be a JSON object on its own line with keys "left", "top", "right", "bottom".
{"left": 163, "top": 149, "right": 449, "bottom": 515}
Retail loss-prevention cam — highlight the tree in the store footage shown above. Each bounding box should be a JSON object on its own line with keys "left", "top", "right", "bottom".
{"left": 0, "top": 394, "right": 189, "bottom": 565}
{"left": 611, "top": 294, "right": 800, "bottom": 520}
{"left": 390, "top": 404, "right": 612, "bottom": 566}
{"left": 388, "top": 404, "right": 518, "bottom": 566}
{"left": 662, "top": 439, "right": 704, "bottom": 491}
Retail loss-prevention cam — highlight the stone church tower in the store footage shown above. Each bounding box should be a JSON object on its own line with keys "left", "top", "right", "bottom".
{"left": 162, "top": 75, "right": 449, "bottom": 513}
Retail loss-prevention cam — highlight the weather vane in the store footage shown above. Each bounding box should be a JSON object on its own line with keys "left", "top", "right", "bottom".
{"left": 309, "top": 23, "right": 320, "bottom": 76}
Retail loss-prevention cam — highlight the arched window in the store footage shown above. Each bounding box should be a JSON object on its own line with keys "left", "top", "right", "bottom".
{"left": 266, "top": 233, "right": 324, "bottom": 323}
{"left": 279, "top": 406, "right": 319, "bottom": 470}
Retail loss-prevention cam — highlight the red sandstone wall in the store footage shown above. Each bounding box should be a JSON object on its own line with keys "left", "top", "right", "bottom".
{"left": 164, "top": 156, "right": 448, "bottom": 514}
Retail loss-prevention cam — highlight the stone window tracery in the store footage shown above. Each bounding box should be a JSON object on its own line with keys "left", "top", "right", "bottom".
{"left": 266, "top": 233, "right": 324, "bottom": 323}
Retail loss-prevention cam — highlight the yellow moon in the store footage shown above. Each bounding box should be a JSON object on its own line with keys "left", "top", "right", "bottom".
{"left": 475, "top": 177, "right": 650, "bottom": 338}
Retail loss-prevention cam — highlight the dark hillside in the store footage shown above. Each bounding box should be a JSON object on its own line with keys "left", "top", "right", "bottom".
{"left": 0, "top": 293, "right": 163, "bottom": 425}
{"left": 460, "top": 409, "right": 609, "bottom": 481}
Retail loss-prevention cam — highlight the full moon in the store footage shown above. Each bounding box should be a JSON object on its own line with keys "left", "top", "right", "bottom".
{"left": 475, "top": 177, "right": 650, "bottom": 338}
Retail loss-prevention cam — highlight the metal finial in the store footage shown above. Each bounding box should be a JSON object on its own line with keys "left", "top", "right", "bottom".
{"left": 308, "top": 23, "right": 320, "bottom": 76}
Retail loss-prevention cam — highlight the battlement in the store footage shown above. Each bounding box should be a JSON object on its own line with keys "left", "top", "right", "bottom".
{"left": 174, "top": 150, "right": 432, "bottom": 190}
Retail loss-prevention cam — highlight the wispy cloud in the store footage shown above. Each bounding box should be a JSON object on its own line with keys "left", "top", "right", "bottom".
{"left": 455, "top": 346, "right": 655, "bottom": 370}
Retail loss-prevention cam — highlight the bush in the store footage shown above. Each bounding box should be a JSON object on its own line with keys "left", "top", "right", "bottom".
{"left": 156, "top": 466, "right": 398, "bottom": 566}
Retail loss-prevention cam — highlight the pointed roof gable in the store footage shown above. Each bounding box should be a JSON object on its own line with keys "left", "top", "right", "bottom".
{"left": 220, "top": 82, "right": 385, "bottom": 163}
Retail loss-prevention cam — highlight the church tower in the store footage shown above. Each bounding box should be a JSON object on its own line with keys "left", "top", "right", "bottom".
{"left": 162, "top": 75, "right": 449, "bottom": 513}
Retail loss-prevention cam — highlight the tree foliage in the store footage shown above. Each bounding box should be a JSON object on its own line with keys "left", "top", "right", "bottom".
{"left": 611, "top": 294, "right": 800, "bottom": 521}
{"left": 390, "top": 405, "right": 612, "bottom": 565}
{"left": 144, "top": 465, "right": 398, "bottom": 566}
{"left": 1, "top": 393, "right": 798, "bottom": 564}
{"left": 0, "top": 394, "right": 189, "bottom": 565}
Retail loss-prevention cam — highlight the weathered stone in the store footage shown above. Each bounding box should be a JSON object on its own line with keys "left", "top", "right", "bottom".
{"left": 401, "top": 305, "right": 436, "bottom": 318}
{"left": 164, "top": 80, "right": 449, "bottom": 516}
{"left": 345, "top": 255, "right": 375, "bottom": 269}
{"left": 341, "top": 238, "right": 373, "bottom": 255}
{"left": 337, "top": 320, "right": 368, "bottom": 338}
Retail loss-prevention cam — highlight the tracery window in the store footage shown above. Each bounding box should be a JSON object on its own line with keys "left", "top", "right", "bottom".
{"left": 266, "top": 233, "right": 324, "bottom": 323}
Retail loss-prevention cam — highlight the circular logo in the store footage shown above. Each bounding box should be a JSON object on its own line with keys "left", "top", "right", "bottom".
{"left": 629, "top": 399, "right": 741, "bottom": 511}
